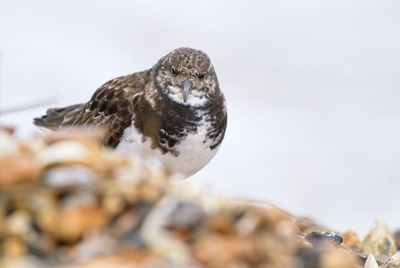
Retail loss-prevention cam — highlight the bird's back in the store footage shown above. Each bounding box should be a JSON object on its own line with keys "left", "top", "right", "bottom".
{"left": 34, "top": 71, "right": 149, "bottom": 147}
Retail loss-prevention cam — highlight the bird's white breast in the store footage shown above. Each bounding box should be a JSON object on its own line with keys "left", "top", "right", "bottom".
{"left": 116, "top": 117, "right": 219, "bottom": 178}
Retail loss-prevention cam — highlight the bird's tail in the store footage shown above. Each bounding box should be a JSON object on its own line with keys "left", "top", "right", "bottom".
{"left": 33, "top": 103, "right": 84, "bottom": 130}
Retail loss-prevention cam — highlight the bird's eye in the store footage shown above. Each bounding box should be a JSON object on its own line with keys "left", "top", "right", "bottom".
{"left": 198, "top": 73, "right": 206, "bottom": 79}
{"left": 171, "top": 66, "right": 178, "bottom": 76}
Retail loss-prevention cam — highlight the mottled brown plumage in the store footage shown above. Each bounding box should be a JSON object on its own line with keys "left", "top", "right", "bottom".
{"left": 34, "top": 47, "right": 227, "bottom": 177}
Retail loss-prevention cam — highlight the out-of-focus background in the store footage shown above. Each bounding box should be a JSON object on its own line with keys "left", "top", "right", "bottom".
{"left": 1, "top": 0, "right": 399, "bottom": 235}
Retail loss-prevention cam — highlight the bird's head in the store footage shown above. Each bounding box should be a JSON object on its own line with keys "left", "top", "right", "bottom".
{"left": 152, "top": 47, "right": 220, "bottom": 107}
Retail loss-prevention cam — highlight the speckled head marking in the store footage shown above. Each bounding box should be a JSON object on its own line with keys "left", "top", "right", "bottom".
{"left": 151, "top": 47, "right": 220, "bottom": 107}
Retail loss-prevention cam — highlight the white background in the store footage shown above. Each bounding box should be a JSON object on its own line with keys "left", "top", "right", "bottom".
{"left": 1, "top": 0, "right": 400, "bottom": 235}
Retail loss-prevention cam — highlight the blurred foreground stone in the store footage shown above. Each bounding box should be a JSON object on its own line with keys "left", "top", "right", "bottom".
{"left": 0, "top": 127, "right": 399, "bottom": 268}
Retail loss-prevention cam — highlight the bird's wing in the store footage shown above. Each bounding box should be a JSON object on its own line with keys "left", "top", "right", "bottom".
{"left": 34, "top": 72, "right": 147, "bottom": 147}
{"left": 33, "top": 103, "right": 85, "bottom": 130}
{"left": 207, "top": 97, "right": 228, "bottom": 150}
{"left": 71, "top": 73, "right": 147, "bottom": 147}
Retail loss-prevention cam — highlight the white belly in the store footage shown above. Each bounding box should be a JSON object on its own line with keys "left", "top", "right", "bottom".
{"left": 116, "top": 123, "right": 219, "bottom": 178}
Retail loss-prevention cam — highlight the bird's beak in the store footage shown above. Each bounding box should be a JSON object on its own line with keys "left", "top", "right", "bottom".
{"left": 182, "top": 79, "right": 192, "bottom": 104}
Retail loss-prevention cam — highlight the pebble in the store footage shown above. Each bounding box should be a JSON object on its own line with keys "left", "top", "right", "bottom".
{"left": 364, "top": 254, "right": 379, "bottom": 268}
{"left": 362, "top": 220, "right": 397, "bottom": 263}
{"left": 305, "top": 231, "right": 343, "bottom": 247}
{"left": 1, "top": 129, "right": 400, "bottom": 267}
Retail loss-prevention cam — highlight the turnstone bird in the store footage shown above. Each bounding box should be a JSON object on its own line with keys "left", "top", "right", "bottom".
{"left": 34, "top": 48, "right": 227, "bottom": 177}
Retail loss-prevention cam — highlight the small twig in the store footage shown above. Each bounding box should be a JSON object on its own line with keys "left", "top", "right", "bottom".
{"left": 0, "top": 96, "right": 58, "bottom": 115}
{"left": 0, "top": 52, "right": 57, "bottom": 116}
